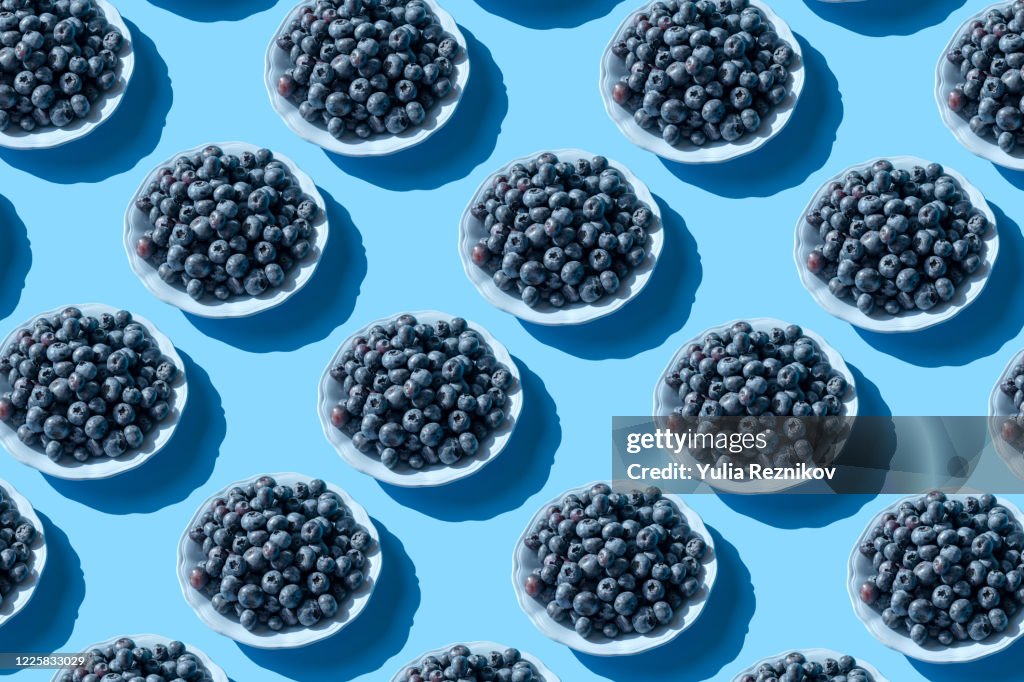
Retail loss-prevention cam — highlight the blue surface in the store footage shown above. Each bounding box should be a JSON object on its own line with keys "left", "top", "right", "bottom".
{"left": 0, "top": 0, "right": 1022, "bottom": 680}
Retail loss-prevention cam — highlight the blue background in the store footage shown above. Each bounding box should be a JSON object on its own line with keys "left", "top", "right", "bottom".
{"left": 0, "top": 0, "right": 1022, "bottom": 679}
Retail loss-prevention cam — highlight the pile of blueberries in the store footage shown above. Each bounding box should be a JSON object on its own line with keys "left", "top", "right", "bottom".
{"left": 469, "top": 152, "right": 654, "bottom": 310}
{"left": 275, "top": 0, "right": 460, "bottom": 140}
{"left": 329, "top": 313, "right": 515, "bottom": 472}
{"left": 608, "top": 0, "right": 795, "bottom": 147}
{"left": 999, "top": 358, "right": 1024, "bottom": 454}
{"left": 399, "top": 645, "right": 542, "bottom": 682}
{"left": 738, "top": 652, "right": 874, "bottom": 682}
{"left": 134, "top": 145, "right": 319, "bottom": 303}
{"left": 805, "top": 160, "right": 990, "bottom": 316}
{"left": 663, "top": 321, "right": 851, "bottom": 468}
{"left": 857, "top": 492, "right": 1024, "bottom": 647}
{"left": 945, "top": 3, "right": 1024, "bottom": 153}
{"left": 0, "top": 307, "right": 180, "bottom": 463}
{"left": 0, "top": 0, "right": 126, "bottom": 133}
{"left": 0, "top": 485, "right": 37, "bottom": 606}
{"left": 187, "top": 476, "right": 374, "bottom": 633}
{"left": 56, "top": 638, "right": 214, "bottom": 682}
{"left": 521, "top": 483, "right": 710, "bottom": 641}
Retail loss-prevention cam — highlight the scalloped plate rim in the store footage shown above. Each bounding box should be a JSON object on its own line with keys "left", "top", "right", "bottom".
{"left": 175, "top": 472, "right": 382, "bottom": 649}
{"left": 793, "top": 155, "right": 999, "bottom": 333}
{"left": 511, "top": 480, "right": 718, "bottom": 656}
{"left": 317, "top": 310, "right": 523, "bottom": 487}
{"left": 458, "top": 148, "right": 664, "bottom": 326}
{"left": 123, "top": 141, "right": 329, "bottom": 319}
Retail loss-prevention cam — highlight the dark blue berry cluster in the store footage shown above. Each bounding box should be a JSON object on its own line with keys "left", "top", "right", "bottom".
{"left": 805, "top": 160, "right": 990, "bottom": 317}
{"left": 400, "top": 645, "right": 540, "bottom": 682}
{"left": 187, "top": 476, "right": 374, "bottom": 633}
{"left": 469, "top": 152, "right": 654, "bottom": 310}
{"left": 663, "top": 321, "right": 851, "bottom": 472}
{"left": 330, "top": 313, "right": 514, "bottom": 471}
{"left": 945, "top": 3, "right": 1024, "bottom": 154}
{"left": 0, "top": 307, "right": 179, "bottom": 463}
{"left": 998, "top": 361, "right": 1024, "bottom": 451}
{"left": 134, "top": 145, "right": 319, "bottom": 303}
{"left": 56, "top": 638, "right": 213, "bottom": 682}
{"left": 0, "top": 0, "right": 125, "bottom": 133}
{"left": 665, "top": 321, "right": 848, "bottom": 419}
{"left": 608, "top": 0, "right": 794, "bottom": 147}
{"left": 858, "top": 492, "right": 1024, "bottom": 647}
{"left": 739, "top": 652, "right": 874, "bottom": 682}
{"left": 0, "top": 485, "right": 36, "bottom": 606}
{"left": 522, "top": 484, "right": 708, "bottom": 641}
{"left": 275, "top": 0, "right": 460, "bottom": 140}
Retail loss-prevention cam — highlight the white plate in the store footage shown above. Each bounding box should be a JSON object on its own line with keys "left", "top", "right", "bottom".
{"left": 511, "top": 481, "right": 718, "bottom": 656}
{"left": 732, "top": 648, "right": 888, "bottom": 682}
{"left": 0, "top": 303, "right": 188, "bottom": 481}
{"left": 390, "top": 641, "right": 560, "bottom": 682}
{"left": 599, "top": 0, "right": 805, "bottom": 164}
{"left": 0, "top": 478, "right": 46, "bottom": 630}
{"left": 794, "top": 156, "right": 999, "bottom": 334}
{"left": 264, "top": 0, "right": 469, "bottom": 157}
{"left": 0, "top": 0, "right": 134, "bottom": 151}
{"left": 987, "top": 348, "right": 1024, "bottom": 480}
{"left": 318, "top": 310, "right": 522, "bottom": 488}
{"left": 124, "top": 142, "right": 329, "bottom": 319}
{"left": 935, "top": 3, "right": 1024, "bottom": 170}
{"left": 847, "top": 493, "right": 1024, "bottom": 663}
{"left": 652, "top": 317, "right": 858, "bottom": 494}
{"left": 459, "top": 149, "right": 664, "bottom": 326}
{"left": 50, "top": 633, "right": 228, "bottom": 681}
{"left": 176, "top": 472, "right": 381, "bottom": 649}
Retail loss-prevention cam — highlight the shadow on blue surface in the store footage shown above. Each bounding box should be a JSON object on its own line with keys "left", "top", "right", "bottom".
{"left": 328, "top": 29, "right": 506, "bottom": 191}
{"left": 910, "top": 638, "right": 1024, "bottom": 681}
{"left": 996, "top": 166, "right": 1024, "bottom": 193}
{"left": 382, "top": 360, "right": 560, "bottom": 521}
{"left": 240, "top": 520, "right": 418, "bottom": 681}
{"left": 520, "top": 199, "right": 701, "bottom": 360}
{"left": 721, "top": 364, "right": 891, "bottom": 526}
{"left": 146, "top": 0, "right": 277, "bottom": 22}
{"left": 805, "top": 0, "right": 969, "bottom": 38}
{"left": 0, "top": 512, "right": 83, "bottom": 672}
{"left": 662, "top": 38, "right": 842, "bottom": 199}
{"left": 574, "top": 528, "right": 752, "bottom": 681}
{"left": 0, "top": 21, "right": 170, "bottom": 184}
{"left": 187, "top": 189, "right": 365, "bottom": 353}
{"left": 46, "top": 351, "right": 225, "bottom": 514}
{"left": 848, "top": 363, "right": 893, "bottom": 419}
{"left": 473, "top": 0, "right": 627, "bottom": 29}
{"left": 832, "top": 364, "right": 897, "bottom": 494}
{"left": 722, "top": 492, "right": 877, "bottom": 530}
{"left": 0, "top": 194, "right": 30, "bottom": 322}
{"left": 855, "top": 203, "right": 1024, "bottom": 368}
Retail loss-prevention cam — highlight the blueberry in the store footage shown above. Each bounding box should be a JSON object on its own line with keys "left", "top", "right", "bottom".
{"left": 63, "top": 638, "right": 214, "bottom": 681}
{"left": 949, "top": 13, "right": 1024, "bottom": 148}
{"left": 188, "top": 476, "right": 372, "bottom": 634}
{"left": 276, "top": 0, "right": 459, "bottom": 140}
{"left": 861, "top": 493, "right": 1023, "bottom": 648}
{"left": 330, "top": 315, "right": 513, "bottom": 473}
{"left": 523, "top": 485, "right": 708, "bottom": 641}
{"left": 806, "top": 159, "right": 991, "bottom": 317}
{"left": 0, "top": 485, "right": 38, "bottom": 607}
{"left": 1, "top": 308, "right": 180, "bottom": 466}
{"left": 136, "top": 146, "right": 318, "bottom": 303}
{"left": 0, "top": 2, "right": 125, "bottom": 133}
{"left": 751, "top": 652, "right": 870, "bottom": 682}
{"left": 609, "top": 3, "right": 790, "bottom": 147}
{"left": 471, "top": 153, "right": 654, "bottom": 310}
